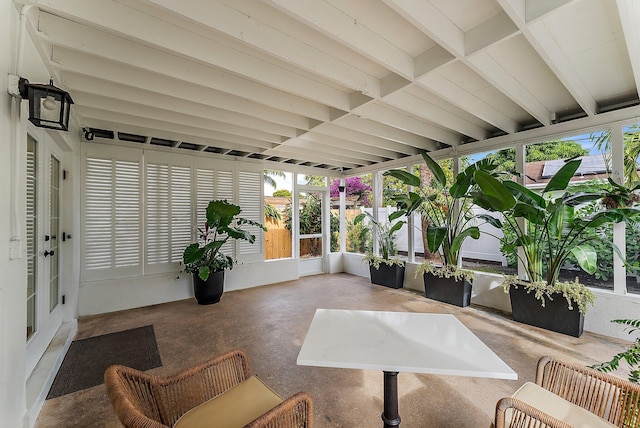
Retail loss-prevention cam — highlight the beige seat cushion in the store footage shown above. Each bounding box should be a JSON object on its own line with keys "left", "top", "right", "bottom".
{"left": 509, "top": 382, "right": 617, "bottom": 428}
{"left": 173, "top": 376, "right": 283, "bottom": 428}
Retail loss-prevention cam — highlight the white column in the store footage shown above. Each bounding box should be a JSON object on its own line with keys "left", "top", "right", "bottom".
{"left": 515, "top": 144, "right": 528, "bottom": 280}
{"left": 610, "top": 125, "right": 627, "bottom": 295}
{"left": 339, "top": 178, "right": 346, "bottom": 253}
{"left": 406, "top": 164, "right": 415, "bottom": 263}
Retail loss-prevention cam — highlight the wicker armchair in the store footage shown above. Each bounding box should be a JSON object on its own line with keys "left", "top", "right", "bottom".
{"left": 104, "top": 349, "right": 314, "bottom": 428}
{"left": 495, "top": 356, "right": 640, "bottom": 428}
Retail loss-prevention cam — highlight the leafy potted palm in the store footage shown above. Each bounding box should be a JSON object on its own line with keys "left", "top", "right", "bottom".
{"left": 183, "top": 199, "right": 266, "bottom": 305}
{"left": 385, "top": 151, "right": 499, "bottom": 306}
{"left": 354, "top": 210, "right": 406, "bottom": 288}
{"left": 473, "top": 158, "right": 640, "bottom": 336}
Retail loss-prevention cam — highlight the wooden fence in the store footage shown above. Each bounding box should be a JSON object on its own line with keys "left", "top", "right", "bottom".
{"left": 264, "top": 209, "right": 363, "bottom": 260}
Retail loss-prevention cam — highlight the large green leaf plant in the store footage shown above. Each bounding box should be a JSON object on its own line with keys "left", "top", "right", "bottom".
{"left": 385, "top": 150, "right": 500, "bottom": 280}
{"left": 473, "top": 158, "right": 640, "bottom": 313}
{"left": 183, "top": 199, "right": 267, "bottom": 281}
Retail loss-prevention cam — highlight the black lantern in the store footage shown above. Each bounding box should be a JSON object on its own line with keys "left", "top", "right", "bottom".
{"left": 18, "top": 78, "right": 73, "bottom": 131}
{"left": 338, "top": 185, "right": 346, "bottom": 192}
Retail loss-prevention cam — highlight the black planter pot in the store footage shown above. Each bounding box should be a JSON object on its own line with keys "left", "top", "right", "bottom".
{"left": 369, "top": 263, "right": 405, "bottom": 289}
{"left": 509, "top": 286, "right": 584, "bottom": 337}
{"left": 423, "top": 272, "right": 472, "bottom": 307}
{"left": 193, "top": 270, "right": 224, "bottom": 305}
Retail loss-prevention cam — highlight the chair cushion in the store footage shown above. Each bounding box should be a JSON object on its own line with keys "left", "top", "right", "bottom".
{"left": 173, "top": 376, "right": 283, "bottom": 428}
{"left": 510, "top": 382, "right": 617, "bottom": 428}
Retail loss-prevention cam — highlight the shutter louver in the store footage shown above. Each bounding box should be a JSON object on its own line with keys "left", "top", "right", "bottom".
{"left": 146, "top": 163, "right": 170, "bottom": 265}
{"left": 238, "top": 170, "right": 262, "bottom": 257}
{"left": 196, "top": 168, "right": 215, "bottom": 229}
{"left": 114, "top": 160, "right": 140, "bottom": 267}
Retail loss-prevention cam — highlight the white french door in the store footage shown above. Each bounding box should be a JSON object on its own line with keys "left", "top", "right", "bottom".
{"left": 297, "top": 189, "right": 328, "bottom": 276}
{"left": 26, "top": 135, "right": 64, "bottom": 377}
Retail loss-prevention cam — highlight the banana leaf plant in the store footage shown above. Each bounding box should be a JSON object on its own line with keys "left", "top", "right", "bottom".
{"left": 384, "top": 150, "right": 500, "bottom": 269}
{"left": 472, "top": 158, "right": 640, "bottom": 289}
{"left": 183, "top": 199, "right": 267, "bottom": 281}
{"left": 354, "top": 210, "right": 405, "bottom": 268}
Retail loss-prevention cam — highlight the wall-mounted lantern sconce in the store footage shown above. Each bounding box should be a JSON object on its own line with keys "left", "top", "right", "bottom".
{"left": 8, "top": 75, "right": 74, "bottom": 131}
{"left": 338, "top": 185, "right": 346, "bottom": 193}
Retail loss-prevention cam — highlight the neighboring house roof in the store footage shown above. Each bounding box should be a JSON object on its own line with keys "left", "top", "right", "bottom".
{"left": 525, "top": 155, "right": 610, "bottom": 186}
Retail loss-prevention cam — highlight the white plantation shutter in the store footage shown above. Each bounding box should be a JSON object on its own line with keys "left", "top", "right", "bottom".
{"left": 196, "top": 168, "right": 215, "bottom": 229}
{"left": 238, "top": 170, "right": 263, "bottom": 261}
{"left": 145, "top": 154, "right": 193, "bottom": 273}
{"left": 83, "top": 147, "right": 142, "bottom": 280}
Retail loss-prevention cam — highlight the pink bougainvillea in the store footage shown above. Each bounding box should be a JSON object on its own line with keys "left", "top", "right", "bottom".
{"left": 330, "top": 177, "right": 372, "bottom": 206}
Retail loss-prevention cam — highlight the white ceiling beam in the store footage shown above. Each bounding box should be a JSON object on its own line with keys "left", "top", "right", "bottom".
{"left": 297, "top": 132, "right": 397, "bottom": 160}
{"left": 67, "top": 76, "right": 298, "bottom": 138}
{"left": 62, "top": 69, "right": 312, "bottom": 131}
{"left": 52, "top": 46, "right": 330, "bottom": 125}
{"left": 352, "top": 103, "right": 459, "bottom": 147}
{"left": 144, "top": 0, "right": 381, "bottom": 97}
{"left": 285, "top": 138, "right": 388, "bottom": 164}
{"left": 525, "top": 0, "right": 575, "bottom": 23}
{"left": 497, "top": 0, "right": 598, "bottom": 116}
{"left": 333, "top": 115, "right": 439, "bottom": 151}
{"left": 264, "top": 0, "right": 415, "bottom": 81}
{"left": 464, "top": 12, "right": 519, "bottom": 56}
{"left": 417, "top": 73, "right": 518, "bottom": 134}
{"left": 264, "top": 144, "right": 364, "bottom": 168}
{"left": 73, "top": 92, "right": 285, "bottom": 143}
{"left": 616, "top": 0, "right": 640, "bottom": 99}
{"left": 310, "top": 125, "right": 414, "bottom": 157}
{"left": 36, "top": 8, "right": 351, "bottom": 110}
{"left": 78, "top": 107, "right": 277, "bottom": 151}
{"left": 381, "top": 90, "right": 489, "bottom": 140}
{"left": 383, "top": 0, "right": 552, "bottom": 126}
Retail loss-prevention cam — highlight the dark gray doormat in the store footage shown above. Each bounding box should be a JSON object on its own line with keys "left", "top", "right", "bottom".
{"left": 47, "top": 325, "right": 162, "bottom": 399}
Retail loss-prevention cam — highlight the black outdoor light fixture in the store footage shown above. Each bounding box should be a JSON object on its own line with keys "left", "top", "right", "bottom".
{"left": 17, "top": 77, "right": 74, "bottom": 131}
{"left": 338, "top": 185, "right": 346, "bottom": 192}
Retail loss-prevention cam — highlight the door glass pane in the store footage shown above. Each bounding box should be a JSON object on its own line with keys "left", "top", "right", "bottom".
{"left": 26, "top": 137, "right": 37, "bottom": 339}
{"left": 299, "top": 192, "right": 323, "bottom": 259}
{"left": 49, "top": 156, "right": 60, "bottom": 312}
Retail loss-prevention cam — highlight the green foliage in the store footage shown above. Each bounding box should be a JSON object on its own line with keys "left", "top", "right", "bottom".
{"left": 264, "top": 203, "right": 281, "bottom": 220}
{"left": 473, "top": 159, "right": 640, "bottom": 291}
{"left": 330, "top": 211, "right": 339, "bottom": 252}
{"left": 304, "top": 175, "right": 326, "bottom": 186}
{"left": 593, "top": 125, "right": 640, "bottom": 184}
{"left": 264, "top": 169, "right": 285, "bottom": 190}
{"left": 272, "top": 189, "right": 291, "bottom": 198}
{"left": 183, "top": 199, "right": 267, "bottom": 280}
{"left": 346, "top": 216, "right": 370, "bottom": 253}
{"left": 483, "top": 140, "right": 588, "bottom": 173}
{"left": 386, "top": 151, "right": 500, "bottom": 267}
{"left": 591, "top": 319, "right": 640, "bottom": 383}
{"left": 354, "top": 210, "right": 404, "bottom": 261}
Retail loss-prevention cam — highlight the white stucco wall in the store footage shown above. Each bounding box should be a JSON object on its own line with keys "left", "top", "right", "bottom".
{"left": 1, "top": 3, "right": 28, "bottom": 426}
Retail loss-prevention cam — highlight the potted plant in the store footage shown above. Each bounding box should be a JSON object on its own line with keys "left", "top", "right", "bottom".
{"left": 354, "top": 210, "right": 406, "bottom": 289}
{"left": 183, "top": 199, "right": 266, "bottom": 305}
{"left": 473, "top": 158, "right": 640, "bottom": 336}
{"left": 385, "top": 151, "right": 500, "bottom": 306}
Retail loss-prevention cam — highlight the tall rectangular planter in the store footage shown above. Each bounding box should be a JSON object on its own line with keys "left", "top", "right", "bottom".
{"left": 509, "top": 287, "right": 584, "bottom": 337}
{"left": 369, "top": 264, "right": 405, "bottom": 289}
{"left": 423, "top": 272, "right": 472, "bottom": 307}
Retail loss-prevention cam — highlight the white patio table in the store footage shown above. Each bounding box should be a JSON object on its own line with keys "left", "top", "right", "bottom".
{"left": 297, "top": 309, "right": 517, "bottom": 427}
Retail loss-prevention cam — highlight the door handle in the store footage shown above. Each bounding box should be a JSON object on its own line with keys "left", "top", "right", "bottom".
{"left": 44, "top": 250, "right": 55, "bottom": 257}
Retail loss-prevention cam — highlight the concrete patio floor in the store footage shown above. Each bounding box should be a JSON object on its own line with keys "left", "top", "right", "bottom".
{"left": 35, "top": 273, "right": 630, "bottom": 427}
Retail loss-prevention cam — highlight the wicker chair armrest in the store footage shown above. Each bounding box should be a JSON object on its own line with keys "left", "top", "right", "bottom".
{"left": 536, "top": 356, "right": 640, "bottom": 427}
{"left": 495, "top": 397, "right": 573, "bottom": 428}
{"left": 245, "top": 391, "right": 314, "bottom": 428}
{"left": 104, "top": 365, "right": 168, "bottom": 428}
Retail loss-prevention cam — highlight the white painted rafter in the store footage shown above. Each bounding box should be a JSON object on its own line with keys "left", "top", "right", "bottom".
{"left": 616, "top": 0, "right": 640, "bottom": 99}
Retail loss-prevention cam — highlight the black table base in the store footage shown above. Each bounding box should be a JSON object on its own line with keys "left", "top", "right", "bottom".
{"left": 382, "top": 371, "right": 401, "bottom": 427}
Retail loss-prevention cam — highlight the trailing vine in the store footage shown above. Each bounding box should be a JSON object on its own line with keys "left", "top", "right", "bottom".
{"left": 416, "top": 262, "right": 474, "bottom": 282}
{"left": 502, "top": 276, "right": 596, "bottom": 314}
{"left": 363, "top": 254, "right": 404, "bottom": 269}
